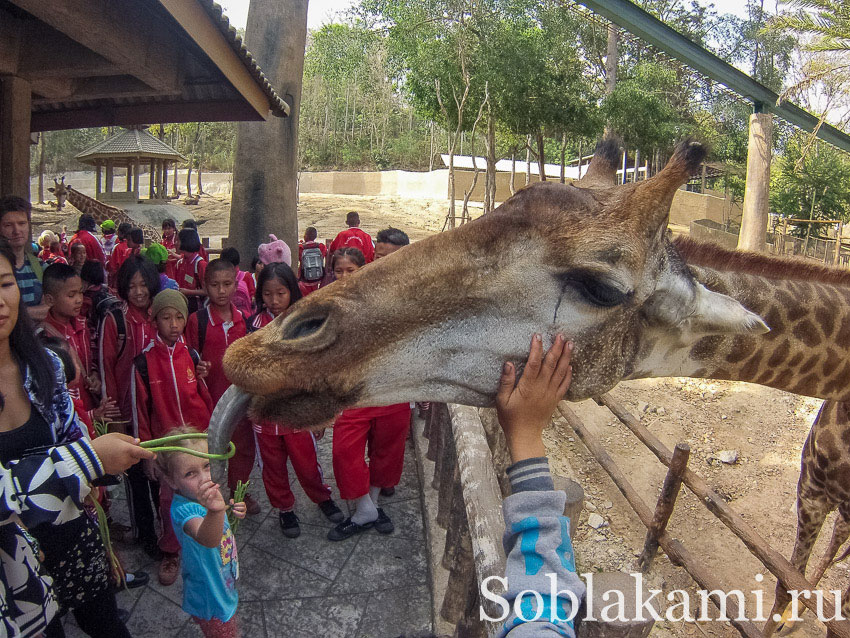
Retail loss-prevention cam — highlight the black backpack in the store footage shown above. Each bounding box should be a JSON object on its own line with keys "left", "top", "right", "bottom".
{"left": 134, "top": 346, "right": 201, "bottom": 392}
{"left": 300, "top": 243, "right": 325, "bottom": 282}
{"left": 93, "top": 293, "right": 127, "bottom": 359}
{"left": 196, "top": 307, "right": 250, "bottom": 354}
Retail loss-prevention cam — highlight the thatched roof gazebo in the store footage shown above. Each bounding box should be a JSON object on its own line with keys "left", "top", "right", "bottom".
{"left": 75, "top": 127, "right": 186, "bottom": 203}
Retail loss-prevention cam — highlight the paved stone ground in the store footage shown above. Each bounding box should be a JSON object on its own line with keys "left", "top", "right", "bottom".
{"left": 62, "top": 431, "right": 433, "bottom": 638}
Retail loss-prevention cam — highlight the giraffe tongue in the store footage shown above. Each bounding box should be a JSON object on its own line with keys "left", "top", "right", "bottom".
{"left": 208, "top": 385, "right": 251, "bottom": 485}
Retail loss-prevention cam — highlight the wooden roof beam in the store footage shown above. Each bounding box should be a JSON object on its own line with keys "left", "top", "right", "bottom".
{"left": 31, "top": 76, "right": 174, "bottom": 104}
{"left": 158, "top": 0, "right": 274, "bottom": 119}
{"left": 31, "top": 100, "right": 262, "bottom": 132}
{"left": 9, "top": 0, "right": 182, "bottom": 93}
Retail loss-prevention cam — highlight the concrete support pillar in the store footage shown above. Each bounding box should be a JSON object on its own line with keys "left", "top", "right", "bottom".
{"left": 148, "top": 161, "right": 155, "bottom": 198}
{"left": 133, "top": 158, "right": 140, "bottom": 198}
{"left": 105, "top": 159, "right": 113, "bottom": 193}
{"left": 737, "top": 112, "right": 773, "bottom": 252}
{"left": 0, "top": 76, "right": 32, "bottom": 199}
{"left": 95, "top": 162, "right": 102, "bottom": 199}
{"left": 229, "top": 0, "right": 308, "bottom": 267}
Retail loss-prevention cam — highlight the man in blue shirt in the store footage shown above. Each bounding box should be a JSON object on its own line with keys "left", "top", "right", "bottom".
{"left": 0, "top": 196, "right": 48, "bottom": 321}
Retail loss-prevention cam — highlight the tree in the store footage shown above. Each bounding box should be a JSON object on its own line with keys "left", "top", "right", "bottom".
{"left": 771, "top": 134, "right": 850, "bottom": 228}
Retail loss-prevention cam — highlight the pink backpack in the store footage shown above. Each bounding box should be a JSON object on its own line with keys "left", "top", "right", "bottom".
{"left": 233, "top": 270, "right": 252, "bottom": 315}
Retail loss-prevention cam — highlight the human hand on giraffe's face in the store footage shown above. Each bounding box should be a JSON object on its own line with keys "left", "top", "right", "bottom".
{"left": 495, "top": 334, "right": 573, "bottom": 463}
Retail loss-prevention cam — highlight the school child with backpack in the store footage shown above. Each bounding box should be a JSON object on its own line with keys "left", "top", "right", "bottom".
{"left": 175, "top": 228, "right": 208, "bottom": 314}
{"left": 219, "top": 247, "right": 255, "bottom": 314}
{"left": 325, "top": 247, "right": 412, "bottom": 542}
{"left": 132, "top": 289, "right": 213, "bottom": 586}
{"left": 185, "top": 258, "right": 259, "bottom": 515}
{"left": 80, "top": 259, "right": 111, "bottom": 333}
{"left": 297, "top": 227, "right": 327, "bottom": 297}
{"left": 251, "top": 263, "right": 343, "bottom": 538}
{"left": 98, "top": 255, "right": 161, "bottom": 555}
{"left": 40, "top": 263, "right": 102, "bottom": 420}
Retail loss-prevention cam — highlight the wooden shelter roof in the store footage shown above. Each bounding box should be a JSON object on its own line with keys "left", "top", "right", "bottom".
{"left": 0, "top": 0, "right": 290, "bottom": 132}
{"left": 75, "top": 128, "right": 187, "bottom": 164}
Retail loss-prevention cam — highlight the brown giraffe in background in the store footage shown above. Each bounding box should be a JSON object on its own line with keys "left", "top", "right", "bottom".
{"left": 215, "top": 139, "right": 850, "bottom": 634}
{"left": 762, "top": 400, "right": 850, "bottom": 637}
{"left": 675, "top": 241, "right": 850, "bottom": 636}
{"left": 65, "top": 187, "right": 161, "bottom": 242}
{"left": 47, "top": 176, "right": 69, "bottom": 210}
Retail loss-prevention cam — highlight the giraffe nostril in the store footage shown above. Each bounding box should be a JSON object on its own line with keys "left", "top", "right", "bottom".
{"left": 282, "top": 315, "right": 327, "bottom": 340}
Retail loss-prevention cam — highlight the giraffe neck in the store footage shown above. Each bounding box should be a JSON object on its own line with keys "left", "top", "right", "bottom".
{"left": 632, "top": 265, "right": 850, "bottom": 401}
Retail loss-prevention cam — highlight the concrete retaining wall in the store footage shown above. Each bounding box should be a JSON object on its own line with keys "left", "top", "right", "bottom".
{"left": 298, "top": 170, "right": 449, "bottom": 198}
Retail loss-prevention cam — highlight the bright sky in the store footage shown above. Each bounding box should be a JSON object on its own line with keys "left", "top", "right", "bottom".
{"left": 216, "top": 0, "right": 752, "bottom": 32}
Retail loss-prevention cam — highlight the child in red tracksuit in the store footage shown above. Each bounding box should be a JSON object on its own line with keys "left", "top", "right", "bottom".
{"left": 326, "top": 248, "right": 412, "bottom": 542}
{"left": 99, "top": 256, "right": 162, "bottom": 555}
{"left": 40, "top": 263, "right": 102, "bottom": 422}
{"left": 175, "top": 228, "right": 208, "bottom": 315}
{"left": 132, "top": 289, "right": 213, "bottom": 587}
{"left": 185, "top": 258, "right": 259, "bottom": 514}
{"left": 251, "top": 263, "right": 343, "bottom": 538}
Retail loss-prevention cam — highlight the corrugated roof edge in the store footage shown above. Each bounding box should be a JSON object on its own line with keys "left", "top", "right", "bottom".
{"left": 200, "top": 0, "right": 290, "bottom": 117}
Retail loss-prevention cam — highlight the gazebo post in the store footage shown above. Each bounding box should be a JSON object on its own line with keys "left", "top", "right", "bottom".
{"left": 133, "top": 157, "right": 140, "bottom": 200}
{"left": 149, "top": 160, "right": 155, "bottom": 199}
{"left": 125, "top": 163, "right": 132, "bottom": 191}
{"left": 162, "top": 161, "right": 168, "bottom": 199}
{"left": 105, "top": 159, "right": 113, "bottom": 193}
{"left": 95, "top": 161, "right": 102, "bottom": 199}
{"left": 155, "top": 159, "right": 162, "bottom": 199}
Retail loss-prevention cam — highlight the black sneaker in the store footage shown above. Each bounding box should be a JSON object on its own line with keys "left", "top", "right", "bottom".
{"left": 327, "top": 517, "right": 372, "bottom": 542}
{"left": 318, "top": 499, "right": 344, "bottom": 523}
{"left": 380, "top": 487, "right": 395, "bottom": 497}
{"left": 374, "top": 508, "right": 394, "bottom": 534}
{"left": 113, "top": 570, "right": 149, "bottom": 592}
{"left": 279, "top": 511, "right": 301, "bottom": 538}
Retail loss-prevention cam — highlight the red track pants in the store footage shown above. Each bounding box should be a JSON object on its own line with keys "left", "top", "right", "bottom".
{"left": 255, "top": 429, "right": 331, "bottom": 511}
{"left": 158, "top": 483, "right": 180, "bottom": 554}
{"left": 332, "top": 405, "right": 412, "bottom": 500}
{"left": 227, "top": 418, "right": 256, "bottom": 492}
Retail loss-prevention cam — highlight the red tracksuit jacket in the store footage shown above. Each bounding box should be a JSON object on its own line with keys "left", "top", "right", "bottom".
{"left": 185, "top": 304, "right": 248, "bottom": 404}
{"left": 69, "top": 229, "right": 107, "bottom": 266}
{"left": 131, "top": 336, "right": 213, "bottom": 441}
{"left": 175, "top": 253, "right": 207, "bottom": 291}
{"left": 42, "top": 312, "right": 96, "bottom": 412}
{"left": 99, "top": 303, "right": 156, "bottom": 422}
{"left": 329, "top": 228, "right": 374, "bottom": 263}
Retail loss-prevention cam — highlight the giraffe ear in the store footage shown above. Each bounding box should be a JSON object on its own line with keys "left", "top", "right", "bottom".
{"left": 644, "top": 279, "right": 769, "bottom": 335}
{"left": 687, "top": 284, "right": 770, "bottom": 335}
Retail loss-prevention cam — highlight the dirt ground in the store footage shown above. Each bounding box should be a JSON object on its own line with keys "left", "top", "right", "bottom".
{"left": 33, "top": 193, "right": 839, "bottom": 638}
{"left": 31, "top": 192, "right": 455, "bottom": 243}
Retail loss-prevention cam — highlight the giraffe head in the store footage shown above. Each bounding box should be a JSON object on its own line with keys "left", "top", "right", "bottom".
{"left": 220, "top": 139, "right": 768, "bottom": 431}
{"left": 47, "top": 176, "right": 69, "bottom": 211}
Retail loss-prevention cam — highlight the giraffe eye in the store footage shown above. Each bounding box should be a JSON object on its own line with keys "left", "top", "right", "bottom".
{"left": 560, "top": 271, "right": 630, "bottom": 308}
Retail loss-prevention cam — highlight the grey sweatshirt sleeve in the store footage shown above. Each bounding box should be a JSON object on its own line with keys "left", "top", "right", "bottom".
{"left": 497, "top": 458, "right": 586, "bottom": 638}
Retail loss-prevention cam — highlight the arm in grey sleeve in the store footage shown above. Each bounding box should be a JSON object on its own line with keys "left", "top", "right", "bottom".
{"left": 498, "top": 459, "right": 585, "bottom": 638}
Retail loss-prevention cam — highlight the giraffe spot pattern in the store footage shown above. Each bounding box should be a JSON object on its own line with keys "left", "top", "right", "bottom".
{"left": 815, "top": 305, "right": 835, "bottom": 338}
{"left": 767, "top": 339, "right": 790, "bottom": 368}
{"left": 792, "top": 319, "right": 822, "bottom": 348}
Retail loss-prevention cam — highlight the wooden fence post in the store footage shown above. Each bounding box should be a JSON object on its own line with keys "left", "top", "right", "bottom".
{"left": 638, "top": 443, "right": 689, "bottom": 571}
